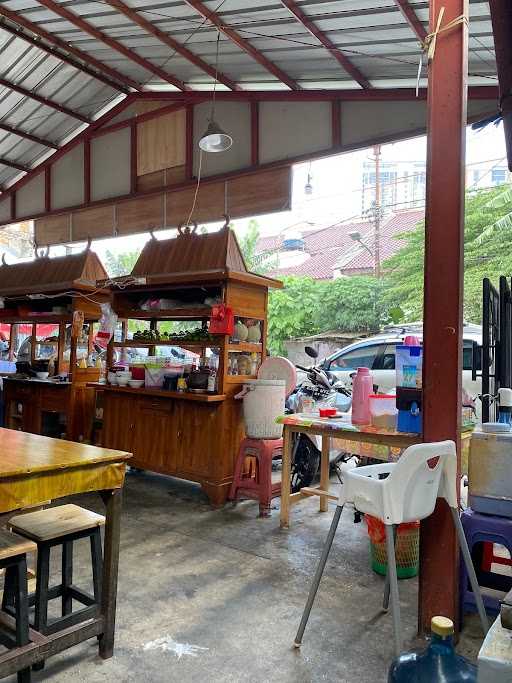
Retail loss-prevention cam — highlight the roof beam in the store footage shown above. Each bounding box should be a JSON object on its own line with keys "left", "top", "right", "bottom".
{"left": 0, "top": 94, "right": 134, "bottom": 198}
{"left": 279, "top": 0, "right": 370, "bottom": 89}
{"left": 0, "top": 8, "right": 140, "bottom": 93}
{"left": 103, "top": 0, "right": 240, "bottom": 91}
{"left": 0, "top": 77, "right": 90, "bottom": 123}
{"left": 135, "top": 85, "right": 497, "bottom": 102}
{"left": 489, "top": 0, "right": 512, "bottom": 171}
{"left": 0, "top": 158, "right": 28, "bottom": 173}
{"left": 36, "top": 0, "right": 188, "bottom": 90}
{"left": 0, "top": 122, "right": 58, "bottom": 149}
{"left": 393, "top": 0, "right": 427, "bottom": 42}
{"left": 182, "top": 0, "right": 300, "bottom": 90}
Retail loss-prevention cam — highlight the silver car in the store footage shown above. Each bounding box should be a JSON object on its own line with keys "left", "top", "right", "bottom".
{"left": 322, "top": 322, "right": 482, "bottom": 407}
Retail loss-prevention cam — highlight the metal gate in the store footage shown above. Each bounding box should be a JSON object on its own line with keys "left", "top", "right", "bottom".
{"left": 478, "top": 276, "right": 512, "bottom": 423}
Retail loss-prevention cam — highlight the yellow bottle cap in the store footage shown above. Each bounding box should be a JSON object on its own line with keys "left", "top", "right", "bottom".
{"left": 431, "top": 616, "right": 454, "bottom": 637}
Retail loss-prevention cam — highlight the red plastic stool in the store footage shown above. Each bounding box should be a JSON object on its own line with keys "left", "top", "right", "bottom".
{"left": 229, "top": 437, "right": 283, "bottom": 517}
{"left": 481, "top": 541, "right": 512, "bottom": 572}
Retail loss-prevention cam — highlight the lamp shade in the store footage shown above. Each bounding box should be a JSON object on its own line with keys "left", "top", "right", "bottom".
{"left": 198, "top": 120, "right": 233, "bottom": 153}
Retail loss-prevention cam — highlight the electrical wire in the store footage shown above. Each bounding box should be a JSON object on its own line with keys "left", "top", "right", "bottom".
{"left": 185, "top": 148, "right": 203, "bottom": 228}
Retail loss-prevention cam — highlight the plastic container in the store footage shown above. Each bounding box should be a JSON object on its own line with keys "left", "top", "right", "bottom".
{"left": 396, "top": 344, "right": 423, "bottom": 388}
{"left": 241, "top": 379, "right": 285, "bottom": 439}
{"left": 388, "top": 616, "right": 477, "bottom": 682}
{"left": 366, "top": 515, "right": 419, "bottom": 579}
{"left": 369, "top": 394, "right": 398, "bottom": 430}
{"left": 351, "top": 367, "right": 373, "bottom": 425}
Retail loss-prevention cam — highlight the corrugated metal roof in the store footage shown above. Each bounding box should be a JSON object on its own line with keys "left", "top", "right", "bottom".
{"left": 0, "top": 0, "right": 498, "bottom": 189}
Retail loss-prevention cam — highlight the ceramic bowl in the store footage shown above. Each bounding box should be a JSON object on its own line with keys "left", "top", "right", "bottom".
{"left": 117, "top": 377, "right": 129, "bottom": 387}
{"left": 36, "top": 371, "right": 49, "bottom": 380}
{"left": 128, "top": 379, "right": 144, "bottom": 389}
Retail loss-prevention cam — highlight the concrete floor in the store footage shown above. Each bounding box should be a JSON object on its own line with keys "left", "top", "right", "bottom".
{"left": 5, "top": 471, "right": 484, "bottom": 683}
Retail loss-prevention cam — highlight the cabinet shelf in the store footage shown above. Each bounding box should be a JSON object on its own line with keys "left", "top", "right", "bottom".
{"left": 111, "top": 339, "right": 223, "bottom": 349}
{"left": 225, "top": 374, "right": 258, "bottom": 383}
{"left": 227, "top": 342, "right": 262, "bottom": 353}
{"left": 116, "top": 307, "right": 212, "bottom": 321}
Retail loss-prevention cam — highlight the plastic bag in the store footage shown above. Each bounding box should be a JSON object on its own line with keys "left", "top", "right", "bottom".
{"left": 95, "top": 303, "right": 118, "bottom": 349}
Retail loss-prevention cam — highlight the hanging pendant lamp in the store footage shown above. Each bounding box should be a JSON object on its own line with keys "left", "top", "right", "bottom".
{"left": 198, "top": 32, "right": 233, "bottom": 154}
{"left": 199, "top": 120, "right": 232, "bottom": 153}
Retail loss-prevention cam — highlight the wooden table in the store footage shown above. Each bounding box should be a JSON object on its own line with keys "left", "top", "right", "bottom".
{"left": 278, "top": 413, "right": 424, "bottom": 529}
{"left": 278, "top": 413, "right": 473, "bottom": 528}
{"left": 0, "top": 428, "right": 131, "bottom": 679}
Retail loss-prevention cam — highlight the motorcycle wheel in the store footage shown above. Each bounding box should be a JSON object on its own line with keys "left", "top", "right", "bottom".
{"left": 291, "top": 435, "right": 320, "bottom": 493}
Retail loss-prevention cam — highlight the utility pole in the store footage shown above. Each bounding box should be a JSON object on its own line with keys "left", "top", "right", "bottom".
{"left": 373, "top": 144, "right": 382, "bottom": 278}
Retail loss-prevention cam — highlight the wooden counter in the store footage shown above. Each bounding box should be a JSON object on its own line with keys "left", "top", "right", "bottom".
{"left": 91, "top": 383, "right": 226, "bottom": 402}
{"left": 94, "top": 383, "right": 244, "bottom": 506}
{"left": 3, "top": 371, "right": 99, "bottom": 441}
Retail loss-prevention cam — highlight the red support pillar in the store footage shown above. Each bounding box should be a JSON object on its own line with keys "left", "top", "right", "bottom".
{"left": 420, "top": 0, "right": 468, "bottom": 633}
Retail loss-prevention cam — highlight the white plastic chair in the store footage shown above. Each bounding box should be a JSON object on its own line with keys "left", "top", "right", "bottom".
{"left": 294, "top": 440, "right": 489, "bottom": 656}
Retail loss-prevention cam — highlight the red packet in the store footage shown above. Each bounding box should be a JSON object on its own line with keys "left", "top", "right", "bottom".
{"left": 209, "top": 304, "right": 234, "bottom": 335}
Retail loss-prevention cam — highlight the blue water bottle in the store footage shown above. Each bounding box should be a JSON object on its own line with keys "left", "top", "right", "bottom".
{"left": 388, "top": 616, "right": 477, "bottom": 682}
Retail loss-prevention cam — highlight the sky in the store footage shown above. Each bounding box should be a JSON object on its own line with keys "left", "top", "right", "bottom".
{"left": 87, "top": 120, "right": 507, "bottom": 263}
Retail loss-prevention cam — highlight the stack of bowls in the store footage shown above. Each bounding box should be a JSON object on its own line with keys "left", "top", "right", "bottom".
{"left": 116, "top": 371, "right": 132, "bottom": 387}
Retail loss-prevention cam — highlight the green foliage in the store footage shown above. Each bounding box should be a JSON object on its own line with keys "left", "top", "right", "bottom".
{"left": 267, "top": 275, "right": 383, "bottom": 355}
{"left": 235, "top": 219, "right": 277, "bottom": 275}
{"left": 382, "top": 183, "right": 512, "bottom": 323}
{"left": 104, "top": 250, "right": 139, "bottom": 277}
{"left": 267, "top": 277, "right": 319, "bottom": 355}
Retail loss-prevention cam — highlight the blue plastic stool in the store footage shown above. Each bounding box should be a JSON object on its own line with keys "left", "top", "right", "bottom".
{"left": 460, "top": 508, "right": 512, "bottom": 618}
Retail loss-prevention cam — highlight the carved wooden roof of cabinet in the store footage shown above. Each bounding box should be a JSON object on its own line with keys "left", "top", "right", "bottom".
{"left": 0, "top": 248, "right": 108, "bottom": 297}
{"left": 131, "top": 226, "right": 247, "bottom": 280}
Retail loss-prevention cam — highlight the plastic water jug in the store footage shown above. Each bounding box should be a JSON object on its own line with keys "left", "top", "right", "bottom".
{"left": 351, "top": 367, "right": 373, "bottom": 425}
{"left": 388, "top": 616, "right": 477, "bottom": 682}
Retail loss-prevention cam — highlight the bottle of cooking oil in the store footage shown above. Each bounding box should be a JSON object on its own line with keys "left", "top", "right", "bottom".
{"left": 388, "top": 616, "right": 477, "bottom": 682}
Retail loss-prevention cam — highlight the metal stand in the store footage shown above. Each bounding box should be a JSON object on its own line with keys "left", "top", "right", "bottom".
{"left": 294, "top": 505, "right": 343, "bottom": 647}
{"left": 385, "top": 524, "right": 402, "bottom": 656}
{"left": 450, "top": 506, "right": 489, "bottom": 635}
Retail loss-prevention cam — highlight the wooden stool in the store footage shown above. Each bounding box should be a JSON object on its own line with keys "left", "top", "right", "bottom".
{"left": 9, "top": 503, "right": 104, "bottom": 668}
{"left": 229, "top": 437, "right": 283, "bottom": 517}
{"left": 0, "top": 529, "right": 36, "bottom": 683}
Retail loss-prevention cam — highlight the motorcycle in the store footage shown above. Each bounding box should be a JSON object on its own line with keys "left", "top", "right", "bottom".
{"left": 285, "top": 347, "right": 356, "bottom": 492}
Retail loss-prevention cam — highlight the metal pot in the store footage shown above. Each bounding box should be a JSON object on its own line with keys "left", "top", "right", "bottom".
{"left": 187, "top": 369, "right": 210, "bottom": 391}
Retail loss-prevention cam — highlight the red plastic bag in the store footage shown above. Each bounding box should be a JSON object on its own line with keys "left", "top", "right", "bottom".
{"left": 209, "top": 304, "right": 234, "bottom": 335}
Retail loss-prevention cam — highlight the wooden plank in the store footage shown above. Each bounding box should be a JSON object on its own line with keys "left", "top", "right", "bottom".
{"left": 34, "top": 214, "right": 70, "bottom": 246}
{"left": 300, "top": 487, "right": 337, "bottom": 501}
{"left": 166, "top": 181, "right": 225, "bottom": 226}
{"left": 0, "top": 530, "right": 36, "bottom": 560}
{"left": 280, "top": 425, "right": 293, "bottom": 528}
{"left": 227, "top": 167, "right": 291, "bottom": 217}
{"left": 9, "top": 504, "right": 105, "bottom": 542}
{"left": 137, "top": 165, "right": 187, "bottom": 192}
{"left": 0, "top": 428, "right": 130, "bottom": 479}
{"left": 320, "top": 435, "right": 330, "bottom": 512}
{"left": 116, "top": 194, "right": 164, "bottom": 235}
{"left": 72, "top": 205, "right": 114, "bottom": 242}
{"left": 137, "top": 109, "right": 186, "bottom": 176}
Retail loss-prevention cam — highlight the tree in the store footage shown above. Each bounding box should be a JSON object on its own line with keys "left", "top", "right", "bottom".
{"left": 382, "top": 183, "right": 512, "bottom": 323}
{"left": 104, "top": 250, "right": 139, "bottom": 277}
{"left": 235, "top": 219, "right": 277, "bottom": 275}
{"left": 267, "top": 275, "right": 384, "bottom": 356}
{"left": 267, "top": 277, "right": 319, "bottom": 355}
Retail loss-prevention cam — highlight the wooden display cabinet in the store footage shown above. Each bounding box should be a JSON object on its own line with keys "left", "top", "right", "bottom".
{"left": 0, "top": 246, "right": 110, "bottom": 441}
{"left": 96, "top": 225, "right": 281, "bottom": 505}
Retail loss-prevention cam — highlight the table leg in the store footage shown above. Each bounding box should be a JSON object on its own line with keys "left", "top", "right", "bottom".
{"left": 320, "top": 435, "right": 330, "bottom": 513}
{"left": 280, "top": 427, "right": 293, "bottom": 529}
{"left": 99, "top": 488, "right": 122, "bottom": 659}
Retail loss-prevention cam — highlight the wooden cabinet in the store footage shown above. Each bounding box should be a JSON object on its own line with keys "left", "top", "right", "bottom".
{"left": 133, "top": 398, "right": 177, "bottom": 472}
{"left": 175, "top": 402, "right": 217, "bottom": 477}
{"left": 102, "top": 394, "right": 135, "bottom": 454}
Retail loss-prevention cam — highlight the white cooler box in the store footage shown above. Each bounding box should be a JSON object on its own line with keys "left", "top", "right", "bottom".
{"left": 469, "top": 429, "right": 512, "bottom": 518}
